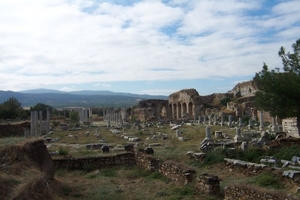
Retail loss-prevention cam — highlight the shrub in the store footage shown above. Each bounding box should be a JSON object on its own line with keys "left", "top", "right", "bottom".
{"left": 58, "top": 146, "right": 69, "bottom": 156}
{"left": 52, "top": 120, "right": 60, "bottom": 127}
{"left": 271, "top": 145, "right": 300, "bottom": 161}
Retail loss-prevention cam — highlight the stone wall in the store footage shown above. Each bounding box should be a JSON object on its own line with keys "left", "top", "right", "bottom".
{"left": 228, "top": 80, "right": 257, "bottom": 98}
{"left": 53, "top": 152, "right": 136, "bottom": 170}
{"left": 282, "top": 118, "right": 299, "bottom": 138}
{"left": 135, "top": 152, "right": 160, "bottom": 171}
{"left": 0, "top": 121, "right": 30, "bottom": 137}
{"left": 159, "top": 161, "right": 196, "bottom": 184}
{"left": 196, "top": 173, "right": 220, "bottom": 195}
{"left": 224, "top": 185, "right": 289, "bottom": 200}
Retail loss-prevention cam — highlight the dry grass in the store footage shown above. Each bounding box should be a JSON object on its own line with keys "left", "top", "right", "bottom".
{"left": 0, "top": 120, "right": 299, "bottom": 199}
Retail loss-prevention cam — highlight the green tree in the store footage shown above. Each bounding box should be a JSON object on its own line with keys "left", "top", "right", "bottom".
{"left": 253, "top": 38, "right": 300, "bottom": 136}
{"left": 31, "top": 103, "right": 53, "bottom": 119}
{"left": 0, "top": 97, "right": 23, "bottom": 119}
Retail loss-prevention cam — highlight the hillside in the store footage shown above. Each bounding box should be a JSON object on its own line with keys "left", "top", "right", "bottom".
{"left": 0, "top": 89, "right": 168, "bottom": 108}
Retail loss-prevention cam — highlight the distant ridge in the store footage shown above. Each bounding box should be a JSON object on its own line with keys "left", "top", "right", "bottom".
{"left": 1, "top": 89, "right": 168, "bottom": 108}
{"left": 19, "top": 88, "right": 167, "bottom": 99}
{"left": 19, "top": 88, "right": 65, "bottom": 94}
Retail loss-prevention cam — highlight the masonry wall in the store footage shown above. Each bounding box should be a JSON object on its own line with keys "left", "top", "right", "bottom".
{"left": 224, "top": 185, "right": 289, "bottom": 200}
{"left": 159, "top": 161, "right": 196, "bottom": 184}
{"left": 53, "top": 152, "right": 136, "bottom": 170}
{"left": 135, "top": 152, "right": 160, "bottom": 171}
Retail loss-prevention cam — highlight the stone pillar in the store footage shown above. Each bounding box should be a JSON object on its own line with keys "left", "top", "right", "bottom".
{"left": 175, "top": 129, "right": 181, "bottom": 137}
{"left": 271, "top": 117, "right": 277, "bottom": 132}
{"left": 238, "top": 117, "right": 242, "bottom": 127}
{"left": 30, "top": 111, "right": 34, "bottom": 137}
{"left": 248, "top": 119, "right": 252, "bottom": 129}
{"left": 228, "top": 115, "right": 232, "bottom": 127}
{"left": 34, "top": 111, "right": 38, "bottom": 137}
{"left": 259, "top": 111, "right": 264, "bottom": 131}
{"left": 208, "top": 114, "right": 212, "bottom": 126}
{"left": 234, "top": 128, "right": 243, "bottom": 142}
{"left": 205, "top": 126, "right": 212, "bottom": 140}
{"left": 220, "top": 115, "right": 224, "bottom": 126}
{"left": 214, "top": 114, "right": 218, "bottom": 126}
{"left": 39, "top": 110, "right": 43, "bottom": 134}
{"left": 46, "top": 109, "right": 50, "bottom": 134}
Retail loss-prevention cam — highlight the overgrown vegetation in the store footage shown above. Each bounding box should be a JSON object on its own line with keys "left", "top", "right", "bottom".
{"left": 248, "top": 172, "right": 283, "bottom": 189}
{"left": 58, "top": 146, "right": 69, "bottom": 156}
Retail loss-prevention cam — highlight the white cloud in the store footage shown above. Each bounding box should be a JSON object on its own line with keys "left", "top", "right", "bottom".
{"left": 0, "top": 0, "right": 299, "bottom": 92}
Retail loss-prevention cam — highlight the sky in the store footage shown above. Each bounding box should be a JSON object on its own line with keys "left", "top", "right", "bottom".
{"left": 1, "top": 0, "right": 300, "bottom": 96}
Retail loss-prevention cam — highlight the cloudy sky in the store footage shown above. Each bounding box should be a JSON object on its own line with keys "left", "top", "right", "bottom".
{"left": 1, "top": 0, "right": 299, "bottom": 95}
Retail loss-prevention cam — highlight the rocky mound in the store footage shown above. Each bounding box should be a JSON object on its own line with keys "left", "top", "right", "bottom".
{"left": 0, "top": 139, "right": 57, "bottom": 200}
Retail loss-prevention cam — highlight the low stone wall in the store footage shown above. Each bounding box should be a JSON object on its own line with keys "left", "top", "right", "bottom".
{"left": 159, "top": 161, "right": 196, "bottom": 184}
{"left": 196, "top": 173, "right": 220, "bottom": 195}
{"left": 53, "top": 152, "right": 136, "bottom": 170}
{"left": 224, "top": 185, "right": 290, "bottom": 200}
{"left": 135, "top": 152, "right": 160, "bottom": 172}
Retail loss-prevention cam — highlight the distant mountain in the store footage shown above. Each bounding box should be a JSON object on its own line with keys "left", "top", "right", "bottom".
{"left": 1, "top": 89, "right": 168, "bottom": 108}
{"left": 19, "top": 88, "right": 65, "bottom": 94}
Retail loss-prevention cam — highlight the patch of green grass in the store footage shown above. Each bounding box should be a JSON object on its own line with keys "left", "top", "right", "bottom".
{"left": 90, "top": 186, "right": 123, "bottom": 200}
{"left": 146, "top": 171, "right": 170, "bottom": 183}
{"left": 86, "top": 173, "right": 99, "bottom": 179}
{"left": 248, "top": 172, "right": 283, "bottom": 189}
{"left": 0, "top": 137, "right": 25, "bottom": 146}
{"left": 172, "top": 185, "right": 195, "bottom": 196}
{"left": 201, "top": 147, "right": 226, "bottom": 166}
{"left": 100, "top": 168, "right": 116, "bottom": 177}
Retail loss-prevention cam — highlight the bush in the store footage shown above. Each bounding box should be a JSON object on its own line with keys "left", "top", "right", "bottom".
{"left": 52, "top": 120, "right": 60, "bottom": 127}
{"left": 58, "top": 146, "right": 69, "bottom": 156}
{"left": 235, "top": 148, "right": 265, "bottom": 163}
{"left": 271, "top": 145, "right": 300, "bottom": 161}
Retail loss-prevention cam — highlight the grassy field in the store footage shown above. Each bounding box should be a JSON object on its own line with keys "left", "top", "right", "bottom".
{"left": 0, "top": 120, "right": 299, "bottom": 199}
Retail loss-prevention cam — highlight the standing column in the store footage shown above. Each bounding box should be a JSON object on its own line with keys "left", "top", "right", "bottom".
{"left": 213, "top": 114, "right": 217, "bottom": 125}
{"left": 271, "top": 116, "right": 277, "bottom": 132}
{"left": 46, "top": 109, "right": 50, "bottom": 134}
{"left": 34, "top": 111, "right": 38, "bottom": 137}
{"left": 39, "top": 110, "right": 43, "bottom": 135}
{"left": 239, "top": 117, "right": 242, "bottom": 127}
{"left": 248, "top": 119, "right": 253, "bottom": 129}
{"left": 259, "top": 111, "right": 264, "bottom": 131}
{"left": 234, "top": 128, "right": 243, "bottom": 142}
{"left": 30, "top": 111, "right": 34, "bottom": 137}
{"left": 220, "top": 114, "right": 224, "bottom": 126}
{"left": 228, "top": 115, "right": 232, "bottom": 127}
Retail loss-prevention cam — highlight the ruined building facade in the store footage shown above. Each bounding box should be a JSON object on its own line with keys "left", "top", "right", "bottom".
{"left": 128, "top": 89, "right": 203, "bottom": 121}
